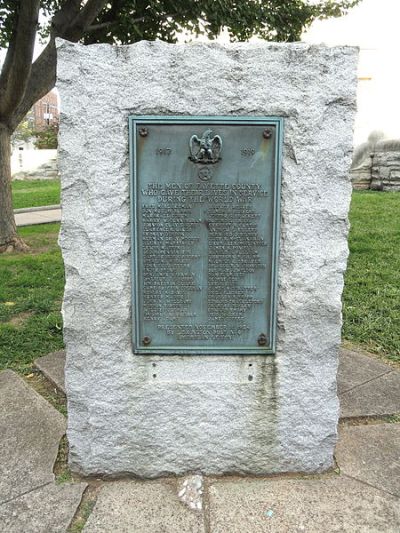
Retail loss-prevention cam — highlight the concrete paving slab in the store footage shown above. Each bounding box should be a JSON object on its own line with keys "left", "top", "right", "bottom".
{"left": 0, "top": 482, "right": 87, "bottom": 533}
{"left": 340, "top": 371, "right": 400, "bottom": 418}
{"left": 83, "top": 480, "right": 205, "bottom": 533}
{"left": 0, "top": 370, "right": 66, "bottom": 503}
{"left": 34, "top": 350, "right": 66, "bottom": 394}
{"left": 208, "top": 476, "right": 400, "bottom": 533}
{"left": 15, "top": 208, "right": 61, "bottom": 227}
{"left": 336, "top": 423, "right": 400, "bottom": 497}
{"left": 338, "top": 348, "right": 392, "bottom": 394}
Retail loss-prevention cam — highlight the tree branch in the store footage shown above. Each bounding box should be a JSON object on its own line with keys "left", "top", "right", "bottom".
{"left": 10, "top": 0, "right": 109, "bottom": 129}
{"left": 0, "top": 0, "right": 40, "bottom": 122}
{"left": 52, "top": 0, "right": 82, "bottom": 34}
{"left": 5, "top": 0, "right": 185, "bottom": 129}
{"left": 58, "top": 0, "right": 109, "bottom": 41}
{"left": 11, "top": 37, "right": 57, "bottom": 131}
{"left": 87, "top": 15, "right": 147, "bottom": 33}
{"left": 87, "top": 21, "right": 116, "bottom": 32}
{"left": 0, "top": 28, "right": 17, "bottom": 98}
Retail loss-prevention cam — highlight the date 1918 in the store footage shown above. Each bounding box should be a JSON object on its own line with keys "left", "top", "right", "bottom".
{"left": 241, "top": 148, "right": 255, "bottom": 157}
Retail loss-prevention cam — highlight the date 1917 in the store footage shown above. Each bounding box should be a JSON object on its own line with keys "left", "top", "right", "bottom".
{"left": 155, "top": 148, "right": 171, "bottom": 155}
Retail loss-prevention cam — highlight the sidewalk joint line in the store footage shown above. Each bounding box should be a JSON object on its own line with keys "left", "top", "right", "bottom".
{"left": 341, "top": 473, "right": 400, "bottom": 500}
{"left": 203, "top": 476, "right": 212, "bottom": 533}
{"left": 339, "top": 370, "right": 393, "bottom": 396}
{"left": 0, "top": 481, "right": 53, "bottom": 506}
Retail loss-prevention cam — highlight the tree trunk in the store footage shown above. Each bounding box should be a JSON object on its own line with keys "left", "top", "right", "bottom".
{"left": 0, "top": 124, "right": 29, "bottom": 252}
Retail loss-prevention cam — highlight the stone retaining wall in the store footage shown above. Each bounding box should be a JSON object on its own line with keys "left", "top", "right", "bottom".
{"left": 351, "top": 141, "right": 400, "bottom": 191}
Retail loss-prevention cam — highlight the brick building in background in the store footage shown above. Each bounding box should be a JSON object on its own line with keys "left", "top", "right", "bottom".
{"left": 30, "top": 90, "right": 59, "bottom": 130}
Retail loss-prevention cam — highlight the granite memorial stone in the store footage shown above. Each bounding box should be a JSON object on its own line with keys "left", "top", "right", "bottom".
{"left": 57, "top": 40, "right": 358, "bottom": 477}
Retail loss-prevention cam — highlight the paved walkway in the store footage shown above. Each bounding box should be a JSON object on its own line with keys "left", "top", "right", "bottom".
{"left": 0, "top": 371, "right": 86, "bottom": 532}
{"left": 0, "top": 347, "right": 399, "bottom": 532}
{"left": 14, "top": 205, "right": 61, "bottom": 227}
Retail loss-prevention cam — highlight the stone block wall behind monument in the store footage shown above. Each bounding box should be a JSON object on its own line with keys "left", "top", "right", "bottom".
{"left": 57, "top": 40, "right": 358, "bottom": 477}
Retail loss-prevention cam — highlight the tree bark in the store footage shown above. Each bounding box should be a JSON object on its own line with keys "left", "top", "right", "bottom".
{"left": 0, "top": 0, "right": 40, "bottom": 120}
{"left": 11, "top": 38, "right": 57, "bottom": 131}
{"left": 0, "top": 0, "right": 109, "bottom": 253}
{"left": 0, "top": 124, "right": 28, "bottom": 252}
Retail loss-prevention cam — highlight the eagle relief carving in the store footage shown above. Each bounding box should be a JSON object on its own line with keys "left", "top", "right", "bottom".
{"left": 189, "top": 129, "right": 222, "bottom": 164}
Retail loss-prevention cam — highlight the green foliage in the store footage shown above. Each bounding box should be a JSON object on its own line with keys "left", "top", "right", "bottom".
{"left": 68, "top": 498, "right": 97, "bottom": 533}
{"left": 0, "top": 223, "right": 64, "bottom": 373}
{"left": 0, "top": 1, "right": 61, "bottom": 47}
{"left": 56, "top": 470, "right": 73, "bottom": 484}
{"left": 0, "top": 0, "right": 361, "bottom": 49}
{"left": 11, "top": 119, "right": 59, "bottom": 150}
{"left": 12, "top": 179, "right": 60, "bottom": 209}
{"left": 83, "top": 0, "right": 362, "bottom": 44}
{"left": 11, "top": 119, "right": 35, "bottom": 146}
{"left": 0, "top": 1, "right": 19, "bottom": 48}
{"left": 1, "top": 193, "right": 399, "bottom": 378}
{"left": 33, "top": 124, "right": 59, "bottom": 149}
{"left": 343, "top": 191, "right": 400, "bottom": 362}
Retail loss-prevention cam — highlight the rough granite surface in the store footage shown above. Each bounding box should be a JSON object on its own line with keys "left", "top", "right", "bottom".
{"left": 57, "top": 40, "right": 358, "bottom": 476}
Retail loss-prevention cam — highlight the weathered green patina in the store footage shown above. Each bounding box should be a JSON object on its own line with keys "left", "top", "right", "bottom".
{"left": 129, "top": 116, "right": 282, "bottom": 355}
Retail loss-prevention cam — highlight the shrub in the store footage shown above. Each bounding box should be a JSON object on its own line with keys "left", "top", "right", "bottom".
{"left": 34, "top": 124, "right": 58, "bottom": 149}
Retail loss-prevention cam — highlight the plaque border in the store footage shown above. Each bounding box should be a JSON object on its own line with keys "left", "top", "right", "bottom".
{"left": 129, "top": 115, "right": 283, "bottom": 355}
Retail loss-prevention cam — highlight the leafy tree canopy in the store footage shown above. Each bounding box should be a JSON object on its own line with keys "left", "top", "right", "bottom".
{"left": 1, "top": 0, "right": 361, "bottom": 50}
{"left": 0, "top": 0, "right": 361, "bottom": 252}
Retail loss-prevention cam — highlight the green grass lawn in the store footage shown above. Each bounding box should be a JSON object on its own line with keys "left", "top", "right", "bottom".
{"left": 0, "top": 190, "right": 399, "bottom": 373}
{"left": 343, "top": 191, "right": 400, "bottom": 363}
{"left": 0, "top": 224, "right": 64, "bottom": 372}
{"left": 12, "top": 179, "right": 60, "bottom": 209}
